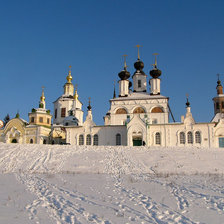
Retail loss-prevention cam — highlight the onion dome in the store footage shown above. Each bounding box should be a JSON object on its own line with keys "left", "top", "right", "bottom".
{"left": 216, "top": 74, "right": 223, "bottom": 95}
{"left": 150, "top": 65, "right": 162, "bottom": 78}
{"left": 186, "top": 99, "right": 190, "bottom": 107}
{"left": 118, "top": 67, "right": 130, "bottom": 80}
{"left": 66, "top": 66, "right": 72, "bottom": 83}
{"left": 40, "top": 86, "right": 45, "bottom": 102}
{"left": 134, "top": 59, "right": 144, "bottom": 71}
{"left": 150, "top": 53, "right": 162, "bottom": 79}
{"left": 87, "top": 97, "right": 92, "bottom": 111}
{"left": 118, "top": 56, "right": 130, "bottom": 80}
{"left": 133, "top": 45, "right": 145, "bottom": 75}
{"left": 15, "top": 111, "right": 20, "bottom": 118}
{"left": 186, "top": 94, "right": 190, "bottom": 107}
{"left": 133, "top": 59, "right": 146, "bottom": 76}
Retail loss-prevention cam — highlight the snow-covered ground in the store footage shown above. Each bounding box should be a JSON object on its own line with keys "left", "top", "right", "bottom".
{"left": 0, "top": 143, "right": 224, "bottom": 223}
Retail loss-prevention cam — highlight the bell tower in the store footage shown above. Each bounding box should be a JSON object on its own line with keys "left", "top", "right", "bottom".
{"left": 118, "top": 55, "right": 131, "bottom": 97}
{"left": 149, "top": 53, "right": 162, "bottom": 95}
{"left": 29, "top": 87, "right": 52, "bottom": 127}
{"left": 132, "top": 45, "right": 147, "bottom": 92}
{"left": 64, "top": 65, "right": 74, "bottom": 96}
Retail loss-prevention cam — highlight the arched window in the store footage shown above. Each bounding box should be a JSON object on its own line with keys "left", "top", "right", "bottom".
{"left": 93, "top": 134, "right": 99, "bottom": 146}
{"left": 187, "top": 131, "right": 193, "bottom": 144}
{"left": 155, "top": 132, "right": 161, "bottom": 145}
{"left": 30, "top": 139, "right": 33, "bottom": 144}
{"left": 79, "top": 135, "right": 84, "bottom": 145}
{"left": 116, "top": 133, "right": 121, "bottom": 145}
{"left": 43, "top": 139, "right": 47, "bottom": 144}
{"left": 151, "top": 107, "right": 164, "bottom": 113}
{"left": 86, "top": 134, "right": 91, "bottom": 145}
{"left": 180, "top": 132, "right": 185, "bottom": 144}
{"left": 116, "top": 108, "right": 127, "bottom": 114}
{"left": 195, "top": 131, "right": 201, "bottom": 144}
{"left": 133, "top": 107, "right": 145, "bottom": 114}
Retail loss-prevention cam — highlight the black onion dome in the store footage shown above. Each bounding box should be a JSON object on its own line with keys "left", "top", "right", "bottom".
{"left": 134, "top": 59, "right": 144, "bottom": 71}
{"left": 118, "top": 69, "right": 130, "bottom": 80}
{"left": 133, "top": 59, "right": 146, "bottom": 76}
{"left": 186, "top": 99, "right": 190, "bottom": 107}
{"left": 217, "top": 80, "right": 221, "bottom": 86}
{"left": 150, "top": 66, "right": 162, "bottom": 78}
{"left": 87, "top": 104, "right": 92, "bottom": 111}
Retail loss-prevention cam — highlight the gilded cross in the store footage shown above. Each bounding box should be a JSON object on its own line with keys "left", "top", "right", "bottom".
{"left": 152, "top": 53, "right": 159, "bottom": 67}
{"left": 123, "top": 54, "right": 128, "bottom": 69}
{"left": 136, "top": 45, "right": 142, "bottom": 59}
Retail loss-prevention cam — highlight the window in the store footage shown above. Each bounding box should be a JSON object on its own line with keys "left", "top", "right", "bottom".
{"left": 138, "top": 80, "right": 141, "bottom": 88}
{"left": 116, "top": 133, "right": 121, "bottom": 145}
{"left": 133, "top": 107, "right": 145, "bottom": 114}
{"left": 152, "top": 119, "right": 157, "bottom": 124}
{"left": 55, "top": 109, "right": 57, "bottom": 119}
{"left": 180, "top": 132, "right": 185, "bottom": 144}
{"left": 39, "top": 117, "right": 43, "bottom": 123}
{"left": 79, "top": 135, "right": 84, "bottom": 145}
{"left": 43, "top": 139, "right": 47, "bottom": 144}
{"left": 61, "top": 108, "right": 66, "bottom": 117}
{"left": 86, "top": 134, "right": 91, "bottom": 145}
{"left": 155, "top": 132, "right": 161, "bottom": 145}
{"left": 30, "top": 139, "right": 33, "bottom": 144}
{"left": 31, "top": 117, "right": 34, "bottom": 123}
{"left": 219, "top": 138, "right": 224, "bottom": 148}
{"left": 216, "top": 102, "right": 220, "bottom": 110}
{"left": 93, "top": 134, "right": 99, "bottom": 146}
{"left": 116, "top": 108, "right": 127, "bottom": 114}
{"left": 47, "top": 118, "right": 50, "bottom": 124}
{"left": 222, "top": 102, "right": 224, "bottom": 109}
{"left": 187, "top": 131, "right": 193, "bottom": 144}
{"left": 195, "top": 131, "right": 201, "bottom": 144}
{"left": 151, "top": 107, "right": 164, "bottom": 113}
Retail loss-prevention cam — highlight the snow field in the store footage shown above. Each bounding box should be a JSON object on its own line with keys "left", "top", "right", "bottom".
{"left": 0, "top": 143, "right": 224, "bottom": 175}
{"left": 0, "top": 143, "right": 224, "bottom": 223}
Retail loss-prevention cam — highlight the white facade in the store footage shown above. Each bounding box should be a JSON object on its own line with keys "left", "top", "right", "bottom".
{"left": 60, "top": 56, "right": 224, "bottom": 148}
{"left": 53, "top": 68, "right": 84, "bottom": 126}
{"left": 2, "top": 54, "right": 224, "bottom": 148}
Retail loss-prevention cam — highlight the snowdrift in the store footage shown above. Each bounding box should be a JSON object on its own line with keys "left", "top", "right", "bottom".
{"left": 0, "top": 143, "right": 223, "bottom": 175}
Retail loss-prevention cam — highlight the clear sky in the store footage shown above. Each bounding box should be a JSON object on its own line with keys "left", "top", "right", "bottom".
{"left": 0, "top": 0, "right": 224, "bottom": 125}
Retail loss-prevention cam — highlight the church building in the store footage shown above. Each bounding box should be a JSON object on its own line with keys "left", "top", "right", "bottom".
{"left": 1, "top": 48, "right": 224, "bottom": 148}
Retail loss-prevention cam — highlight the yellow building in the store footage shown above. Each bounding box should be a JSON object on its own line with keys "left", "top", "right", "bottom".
{"left": 0, "top": 88, "right": 52, "bottom": 144}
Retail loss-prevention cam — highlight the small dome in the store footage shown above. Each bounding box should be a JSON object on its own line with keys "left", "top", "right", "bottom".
{"left": 87, "top": 104, "right": 92, "bottom": 111}
{"left": 118, "top": 69, "right": 130, "bottom": 80}
{"left": 186, "top": 99, "right": 190, "bottom": 107}
{"left": 134, "top": 59, "right": 144, "bottom": 71}
{"left": 150, "top": 66, "right": 162, "bottom": 78}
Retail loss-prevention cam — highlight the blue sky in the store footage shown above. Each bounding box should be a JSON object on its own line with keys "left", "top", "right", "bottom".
{"left": 0, "top": 0, "right": 224, "bottom": 124}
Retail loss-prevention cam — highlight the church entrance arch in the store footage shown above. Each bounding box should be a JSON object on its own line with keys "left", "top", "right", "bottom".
{"left": 132, "top": 131, "right": 143, "bottom": 146}
{"left": 11, "top": 139, "right": 17, "bottom": 143}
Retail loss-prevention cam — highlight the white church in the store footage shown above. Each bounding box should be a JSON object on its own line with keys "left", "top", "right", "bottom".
{"left": 1, "top": 49, "right": 224, "bottom": 148}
